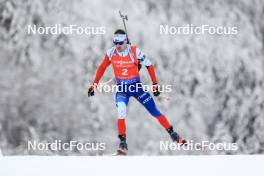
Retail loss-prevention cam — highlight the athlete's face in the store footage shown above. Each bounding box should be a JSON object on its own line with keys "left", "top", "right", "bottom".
{"left": 115, "top": 40, "right": 127, "bottom": 52}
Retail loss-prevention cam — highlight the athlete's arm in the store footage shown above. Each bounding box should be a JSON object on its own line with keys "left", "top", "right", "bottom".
{"left": 92, "top": 55, "right": 111, "bottom": 86}
{"left": 136, "top": 48, "right": 158, "bottom": 83}
{"left": 136, "top": 48, "right": 160, "bottom": 96}
{"left": 88, "top": 55, "right": 111, "bottom": 97}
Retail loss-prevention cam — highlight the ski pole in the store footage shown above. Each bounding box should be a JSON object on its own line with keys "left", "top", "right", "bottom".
{"left": 101, "top": 78, "right": 113, "bottom": 85}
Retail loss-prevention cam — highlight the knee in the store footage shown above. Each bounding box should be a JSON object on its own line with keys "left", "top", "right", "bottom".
{"left": 148, "top": 104, "right": 162, "bottom": 117}
{"left": 150, "top": 110, "right": 162, "bottom": 117}
{"left": 116, "top": 102, "right": 127, "bottom": 119}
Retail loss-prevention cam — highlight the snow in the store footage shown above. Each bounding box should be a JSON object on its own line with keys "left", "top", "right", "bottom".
{"left": 0, "top": 155, "right": 263, "bottom": 176}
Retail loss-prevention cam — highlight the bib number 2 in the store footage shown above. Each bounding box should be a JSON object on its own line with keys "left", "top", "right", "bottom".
{"left": 121, "top": 69, "right": 128, "bottom": 76}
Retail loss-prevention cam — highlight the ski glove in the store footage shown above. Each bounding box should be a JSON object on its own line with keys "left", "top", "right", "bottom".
{"left": 152, "top": 83, "right": 160, "bottom": 97}
{"left": 88, "top": 86, "right": 95, "bottom": 97}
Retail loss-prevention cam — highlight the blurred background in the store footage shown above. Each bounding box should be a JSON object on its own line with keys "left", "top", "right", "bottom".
{"left": 0, "top": 0, "right": 264, "bottom": 155}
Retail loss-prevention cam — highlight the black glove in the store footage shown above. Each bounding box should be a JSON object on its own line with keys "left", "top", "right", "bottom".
{"left": 152, "top": 83, "right": 160, "bottom": 97}
{"left": 88, "top": 86, "right": 95, "bottom": 97}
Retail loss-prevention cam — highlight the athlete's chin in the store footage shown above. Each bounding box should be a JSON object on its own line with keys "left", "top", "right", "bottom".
{"left": 117, "top": 48, "right": 124, "bottom": 52}
{"left": 117, "top": 45, "right": 126, "bottom": 51}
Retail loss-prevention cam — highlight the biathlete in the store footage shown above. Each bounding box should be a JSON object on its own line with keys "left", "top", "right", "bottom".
{"left": 88, "top": 29, "right": 186, "bottom": 155}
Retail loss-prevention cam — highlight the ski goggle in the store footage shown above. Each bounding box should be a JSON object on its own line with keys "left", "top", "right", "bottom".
{"left": 113, "top": 41, "right": 125, "bottom": 45}
{"left": 113, "top": 34, "right": 126, "bottom": 45}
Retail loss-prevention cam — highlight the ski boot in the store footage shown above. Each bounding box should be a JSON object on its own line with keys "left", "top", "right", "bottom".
{"left": 166, "top": 126, "right": 187, "bottom": 145}
{"left": 115, "top": 135, "right": 128, "bottom": 155}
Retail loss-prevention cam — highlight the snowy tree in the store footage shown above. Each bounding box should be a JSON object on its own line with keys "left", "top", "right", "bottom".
{"left": 0, "top": 0, "right": 263, "bottom": 155}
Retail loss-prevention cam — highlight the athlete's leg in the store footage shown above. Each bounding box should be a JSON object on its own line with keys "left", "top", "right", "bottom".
{"left": 115, "top": 92, "right": 129, "bottom": 136}
{"left": 131, "top": 84, "right": 172, "bottom": 129}
{"left": 115, "top": 90, "right": 130, "bottom": 152}
{"left": 133, "top": 87, "right": 184, "bottom": 143}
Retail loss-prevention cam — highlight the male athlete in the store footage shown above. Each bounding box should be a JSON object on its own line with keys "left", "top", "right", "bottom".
{"left": 88, "top": 29, "right": 186, "bottom": 155}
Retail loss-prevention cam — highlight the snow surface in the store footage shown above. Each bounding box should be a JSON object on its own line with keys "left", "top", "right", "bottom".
{"left": 0, "top": 155, "right": 263, "bottom": 176}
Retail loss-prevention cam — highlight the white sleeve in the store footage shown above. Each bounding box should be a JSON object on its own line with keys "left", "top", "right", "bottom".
{"left": 136, "top": 48, "right": 152, "bottom": 66}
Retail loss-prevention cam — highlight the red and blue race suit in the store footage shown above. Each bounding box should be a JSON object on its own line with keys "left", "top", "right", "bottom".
{"left": 91, "top": 44, "right": 171, "bottom": 135}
